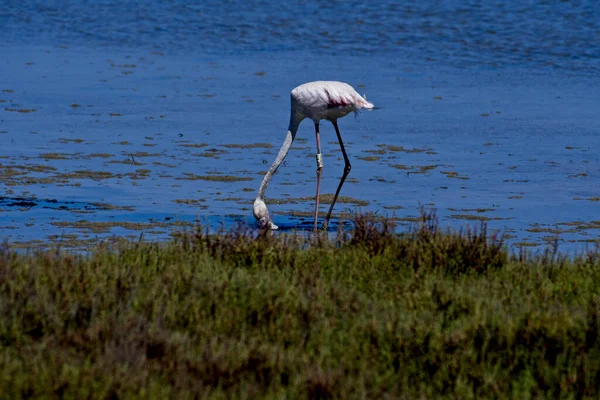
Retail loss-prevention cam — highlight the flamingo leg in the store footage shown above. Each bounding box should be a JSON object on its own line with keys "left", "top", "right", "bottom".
{"left": 313, "top": 122, "right": 323, "bottom": 231}
{"left": 323, "top": 120, "right": 351, "bottom": 230}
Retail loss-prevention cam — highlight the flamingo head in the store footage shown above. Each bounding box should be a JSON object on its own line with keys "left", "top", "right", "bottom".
{"left": 253, "top": 197, "right": 278, "bottom": 230}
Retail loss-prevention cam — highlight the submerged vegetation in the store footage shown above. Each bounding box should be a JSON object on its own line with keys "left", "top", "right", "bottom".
{"left": 1, "top": 213, "right": 600, "bottom": 398}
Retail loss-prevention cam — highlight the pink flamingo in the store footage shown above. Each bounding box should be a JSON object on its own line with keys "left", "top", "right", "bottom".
{"left": 253, "top": 81, "right": 374, "bottom": 231}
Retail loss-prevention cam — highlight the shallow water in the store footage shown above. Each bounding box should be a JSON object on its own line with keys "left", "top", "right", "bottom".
{"left": 1, "top": 1, "right": 599, "bottom": 252}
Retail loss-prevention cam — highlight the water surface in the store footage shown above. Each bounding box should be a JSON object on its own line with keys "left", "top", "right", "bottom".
{"left": 1, "top": 1, "right": 598, "bottom": 252}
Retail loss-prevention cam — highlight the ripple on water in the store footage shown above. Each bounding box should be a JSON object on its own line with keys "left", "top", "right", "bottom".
{"left": 1, "top": 1, "right": 600, "bottom": 73}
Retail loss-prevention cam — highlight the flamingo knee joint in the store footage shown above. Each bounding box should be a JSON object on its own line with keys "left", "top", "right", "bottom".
{"left": 316, "top": 153, "right": 323, "bottom": 169}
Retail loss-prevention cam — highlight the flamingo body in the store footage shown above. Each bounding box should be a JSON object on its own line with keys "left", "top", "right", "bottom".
{"left": 291, "top": 81, "right": 373, "bottom": 121}
{"left": 253, "top": 81, "right": 373, "bottom": 230}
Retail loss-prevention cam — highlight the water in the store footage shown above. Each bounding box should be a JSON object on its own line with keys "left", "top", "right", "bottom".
{"left": 1, "top": 1, "right": 599, "bottom": 252}
{"left": 3, "top": 1, "right": 599, "bottom": 72}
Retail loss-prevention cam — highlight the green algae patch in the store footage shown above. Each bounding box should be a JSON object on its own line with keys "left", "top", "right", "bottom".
{"left": 4, "top": 108, "right": 36, "bottom": 113}
{"left": 448, "top": 207, "right": 496, "bottom": 213}
{"left": 38, "top": 153, "right": 78, "bottom": 160}
{"left": 363, "top": 148, "right": 387, "bottom": 155}
{"left": 513, "top": 241, "right": 540, "bottom": 247}
{"left": 50, "top": 219, "right": 193, "bottom": 234}
{"left": 106, "top": 159, "right": 146, "bottom": 166}
{"left": 57, "top": 138, "right": 85, "bottom": 144}
{"left": 417, "top": 165, "right": 439, "bottom": 173}
{"left": 221, "top": 143, "right": 274, "bottom": 149}
{"left": 382, "top": 144, "right": 435, "bottom": 153}
{"left": 449, "top": 214, "right": 508, "bottom": 221}
{"left": 370, "top": 176, "right": 396, "bottom": 183}
{"left": 573, "top": 238, "right": 600, "bottom": 244}
{"left": 272, "top": 194, "right": 369, "bottom": 207}
{"left": 61, "top": 170, "right": 116, "bottom": 181}
{"left": 357, "top": 155, "right": 380, "bottom": 161}
{"left": 526, "top": 226, "right": 575, "bottom": 235}
{"left": 390, "top": 164, "right": 412, "bottom": 170}
{"left": 173, "top": 199, "right": 207, "bottom": 206}
{"left": 574, "top": 197, "right": 600, "bottom": 202}
{"left": 277, "top": 209, "right": 363, "bottom": 221}
{"left": 88, "top": 202, "right": 135, "bottom": 212}
{"left": 193, "top": 149, "right": 228, "bottom": 158}
{"left": 558, "top": 220, "right": 600, "bottom": 231}
{"left": 389, "top": 164, "right": 440, "bottom": 174}
{"left": 180, "top": 143, "right": 209, "bottom": 148}
{"left": 176, "top": 173, "right": 252, "bottom": 182}
{"left": 153, "top": 161, "right": 177, "bottom": 168}
{"left": 441, "top": 170, "right": 469, "bottom": 180}
{"left": 127, "top": 151, "right": 162, "bottom": 158}
{"left": 88, "top": 153, "right": 113, "bottom": 158}
{"left": 215, "top": 197, "right": 245, "bottom": 202}
{"left": 569, "top": 173, "right": 588, "bottom": 178}
{"left": 4, "top": 164, "right": 57, "bottom": 173}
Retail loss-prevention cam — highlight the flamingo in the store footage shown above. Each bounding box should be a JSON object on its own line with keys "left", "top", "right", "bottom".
{"left": 253, "top": 81, "right": 374, "bottom": 231}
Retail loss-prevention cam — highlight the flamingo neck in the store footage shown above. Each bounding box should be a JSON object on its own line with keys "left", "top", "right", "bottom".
{"left": 257, "top": 116, "right": 301, "bottom": 200}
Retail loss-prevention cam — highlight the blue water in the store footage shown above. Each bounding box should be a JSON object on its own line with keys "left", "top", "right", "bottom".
{"left": 1, "top": 1, "right": 599, "bottom": 252}
{"left": 3, "top": 1, "right": 600, "bottom": 72}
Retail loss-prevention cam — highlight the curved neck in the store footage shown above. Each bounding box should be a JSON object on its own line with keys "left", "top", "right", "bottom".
{"left": 257, "top": 116, "right": 301, "bottom": 200}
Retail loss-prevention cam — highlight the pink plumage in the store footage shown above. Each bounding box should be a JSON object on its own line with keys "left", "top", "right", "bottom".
{"left": 291, "top": 81, "right": 374, "bottom": 122}
{"left": 253, "top": 81, "right": 374, "bottom": 231}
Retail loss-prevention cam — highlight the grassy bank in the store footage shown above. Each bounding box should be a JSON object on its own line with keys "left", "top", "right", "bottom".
{"left": 1, "top": 215, "right": 599, "bottom": 398}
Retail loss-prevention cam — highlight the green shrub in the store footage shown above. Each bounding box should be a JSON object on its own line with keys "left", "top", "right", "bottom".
{"left": 0, "top": 215, "right": 598, "bottom": 398}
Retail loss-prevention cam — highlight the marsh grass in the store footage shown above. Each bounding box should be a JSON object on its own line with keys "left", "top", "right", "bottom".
{"left": 1, "top": 213, "right": 600, "bottom": 398}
